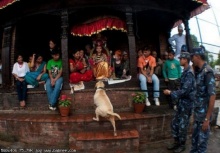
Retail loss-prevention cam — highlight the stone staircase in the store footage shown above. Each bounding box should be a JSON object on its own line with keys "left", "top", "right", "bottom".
{"left": 69, "top": 129, "right": 139, "bottom": 152}
{"left": 0, "top": 110, "right": 174, "bottom": 152}
{"left": 0, "top": 79, "right": 179, "bottom": 152}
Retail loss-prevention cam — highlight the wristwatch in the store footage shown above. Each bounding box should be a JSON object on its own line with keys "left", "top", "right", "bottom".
{"left": 204, "top": 118, "right": 209, "bottom": 122}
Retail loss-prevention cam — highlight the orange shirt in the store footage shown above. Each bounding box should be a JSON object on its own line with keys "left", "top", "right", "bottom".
{"left": 137, "top": 55, "right": 156, "bottom": 73}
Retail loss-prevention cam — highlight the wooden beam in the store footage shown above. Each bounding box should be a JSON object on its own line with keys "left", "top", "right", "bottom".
{"left": 2, "top": 26, "right": 12, "bottom": 87}
{"left": 126, "top": 7, "right": 137, "bottom": 78}
{"left": 60, "top": 9, "right": 69, "bottom": 88}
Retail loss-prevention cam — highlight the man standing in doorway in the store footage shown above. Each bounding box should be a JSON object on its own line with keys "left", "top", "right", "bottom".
{"left": 190, "top": 47, "right": 216, "bottom": 153}
{"left": 163, "top": 50, "right": 181, "bottom": 109}
{"left": 164, "top": 52, "right": 196, "bottom": 153}
{"left": 168, "top": 25, "right": 186, "bottom": 59}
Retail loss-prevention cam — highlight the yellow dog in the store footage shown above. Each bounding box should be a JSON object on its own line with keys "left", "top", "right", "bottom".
{"left": 93, "top": 81, "right": 121, "bottom": 136}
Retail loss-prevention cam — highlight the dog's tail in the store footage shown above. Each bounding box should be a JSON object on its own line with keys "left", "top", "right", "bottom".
{"left": 107, "top": 112, "right": 121, "bottom": 120}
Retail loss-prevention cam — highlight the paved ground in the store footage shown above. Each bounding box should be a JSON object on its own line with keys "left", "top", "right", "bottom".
{"left": 140, "top": 100, "right": 220, "bottom": 153}
{"left": 140, "top": 128, "right": 220, "bottom": 153}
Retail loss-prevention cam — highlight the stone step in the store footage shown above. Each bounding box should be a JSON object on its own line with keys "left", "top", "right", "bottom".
{"left": 69, "top": 129, "right": 139, "bottom": 153}
{"left": 0, "top": 78, "right": 169, "bottom": 112}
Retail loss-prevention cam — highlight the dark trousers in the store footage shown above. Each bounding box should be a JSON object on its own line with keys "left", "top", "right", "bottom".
{"left": 171, "top": 106, "right": 192, "bottom": 144}
{"left": 190, "top": 121, "right": 210, "bottom": 153}
{"left": 16, "top": 80, "right": 27, "bottom": 101}
{"left": 167, "top": 79, "right": 180, "bottom": 108}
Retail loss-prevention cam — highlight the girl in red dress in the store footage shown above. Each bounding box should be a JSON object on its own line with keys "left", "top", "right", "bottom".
{"left": 69, "top": 49, "right": 93, "bottom": 83}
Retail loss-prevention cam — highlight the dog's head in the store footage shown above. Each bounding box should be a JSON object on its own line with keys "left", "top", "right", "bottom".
{"left": 95, "top": 81, "right": 105, "bottom": 89}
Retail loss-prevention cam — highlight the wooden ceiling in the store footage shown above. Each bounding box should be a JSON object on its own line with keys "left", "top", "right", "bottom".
{"left": 0, "top": 0, "right": 203, "bottom": 31}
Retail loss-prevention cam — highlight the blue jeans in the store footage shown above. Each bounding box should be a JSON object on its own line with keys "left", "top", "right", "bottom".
{"left": 138, "top": 74, "right": 160, "bottom": 98}
{"left": 16, "top": 80, "right": 27, "bottom": 101}
{"left": 46, "top": 77, "right": 63, "bottom": 106}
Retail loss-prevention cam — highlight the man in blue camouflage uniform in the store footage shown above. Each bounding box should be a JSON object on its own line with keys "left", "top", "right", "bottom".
{"left": 164, "top": 52, "right": 196, "bottom": 153}
{"left": 190, "top": 47, "right": 216, "bottom": 153}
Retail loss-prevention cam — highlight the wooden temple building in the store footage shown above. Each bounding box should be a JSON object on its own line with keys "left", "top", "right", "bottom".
{"left": 0, "top": 0, "right": 210, "bottom": 151}
{"left": 0, "top": 0, "right": 209, "bottom": 87}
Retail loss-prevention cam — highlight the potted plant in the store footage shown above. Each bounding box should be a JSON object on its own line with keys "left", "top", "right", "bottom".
{"left": 131, "top": 92, "right": 146, "bottom": 113}
{"left": 58, "top": 94, "right": 71, "bottom": 117}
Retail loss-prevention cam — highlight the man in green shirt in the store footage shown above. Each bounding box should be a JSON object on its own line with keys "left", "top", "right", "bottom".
{"left": 46, "top": 50, "right": 63, "bottom": 110}
{"left": 163, "top": 50, "right": 181, "bottom": 109}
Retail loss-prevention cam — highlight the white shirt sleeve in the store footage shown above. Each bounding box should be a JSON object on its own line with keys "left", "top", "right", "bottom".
{"left": 12, "top": 63, "right": 18, "bottom": 75}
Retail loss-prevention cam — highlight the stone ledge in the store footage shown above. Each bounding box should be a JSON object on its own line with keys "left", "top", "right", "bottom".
{"left": 0, "top": 109, "right": 173, "bottom": 123}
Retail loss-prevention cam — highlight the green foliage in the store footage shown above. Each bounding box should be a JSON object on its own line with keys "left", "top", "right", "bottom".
{"left": 213, "top": 51, "right": 220, "bottom": 65}
{"left": 208, "top": 51, "right": 220, "bottom": 68}
{"left": 59, "top": 98, "right": 71, "bottom": 107}
{"left": 191, "top": 34, "right": 199, "bottom": 47}
{"left": 132, "top": 92, "right": 146, "bottom": 104}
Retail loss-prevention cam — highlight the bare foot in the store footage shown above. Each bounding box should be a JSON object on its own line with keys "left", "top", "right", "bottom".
{"left": 20, "top": 101, "right": 25, "bottom": 107}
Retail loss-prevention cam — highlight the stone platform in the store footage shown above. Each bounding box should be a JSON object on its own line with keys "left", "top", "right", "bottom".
{"left": 0, "top": 79, "right": 219, "bottom": 152}
{"left": 0, "top": 106, "right": 176, "bottom": 152}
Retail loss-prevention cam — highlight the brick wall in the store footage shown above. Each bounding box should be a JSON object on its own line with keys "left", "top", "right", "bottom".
{"left": 0, "top": 112, "right": 182, "bottom": 149}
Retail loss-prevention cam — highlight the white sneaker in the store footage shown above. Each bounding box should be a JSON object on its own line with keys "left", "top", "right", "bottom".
{"left": 145, "top": 98, "right": 151, "bottom": 106}
{"left": 154, "top": 98, "right": 160, "bottom": 106}
{"left": 27, "top": 85, "right": 34, "bottom": 88}
{"left": 49, "top": 104, "right": 56, "bottom": 110}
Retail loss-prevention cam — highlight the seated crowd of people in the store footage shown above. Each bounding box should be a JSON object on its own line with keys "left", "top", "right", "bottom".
{"left": 11, "top": 34, "right": 193, "bottom": 111}
{"left": 11, "top": 39, "right": 131, "bottom": 110}
{"left": 136, "top": 45, "right": 190, "bottom": 107}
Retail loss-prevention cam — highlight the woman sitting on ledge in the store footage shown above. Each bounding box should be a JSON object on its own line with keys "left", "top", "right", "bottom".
{"left": 69, "top": 49, "right": 93, "bottom": 84}
{"left": 25, "top": 54, "right": 48, "bottom": 87}
{"left": 90, "top": 45, "right": 111, "bottom": 80}
{"left": 12, "top": 54, "right": 29, "bottom": 107}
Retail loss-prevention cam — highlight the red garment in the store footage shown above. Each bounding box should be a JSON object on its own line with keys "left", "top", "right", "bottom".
{"left": 69, "top": 59, "right": 93, "bottom": 83}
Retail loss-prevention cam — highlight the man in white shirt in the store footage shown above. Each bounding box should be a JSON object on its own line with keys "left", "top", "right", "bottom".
{"left": 168, "top": 25, "right": 186, "bottom": 59}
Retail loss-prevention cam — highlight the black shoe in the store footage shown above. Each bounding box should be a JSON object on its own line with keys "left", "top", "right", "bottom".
{"left": 167, "top": 143, "right": 179, "bottom": 150}
{"left": 173, "top": 145, "right": 186, "bottom": 153}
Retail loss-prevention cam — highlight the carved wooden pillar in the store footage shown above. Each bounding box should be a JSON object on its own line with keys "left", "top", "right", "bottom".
{"left": 2, "top": 26, "right": 12, "bottom": 87}
{"left": 159, "top": 33, "right": 168, "bottom": 55}
{"left": 126, "top": 8, "right": 137, "bottom": 77}
{"left": 10, "top": 26, "right": 16, "bottom": 86}
{"left": 60, "top": 10, "right": 69, "bottom": 88}
{"left": 183, "top": 18, "right": 193, "bottom": 53}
